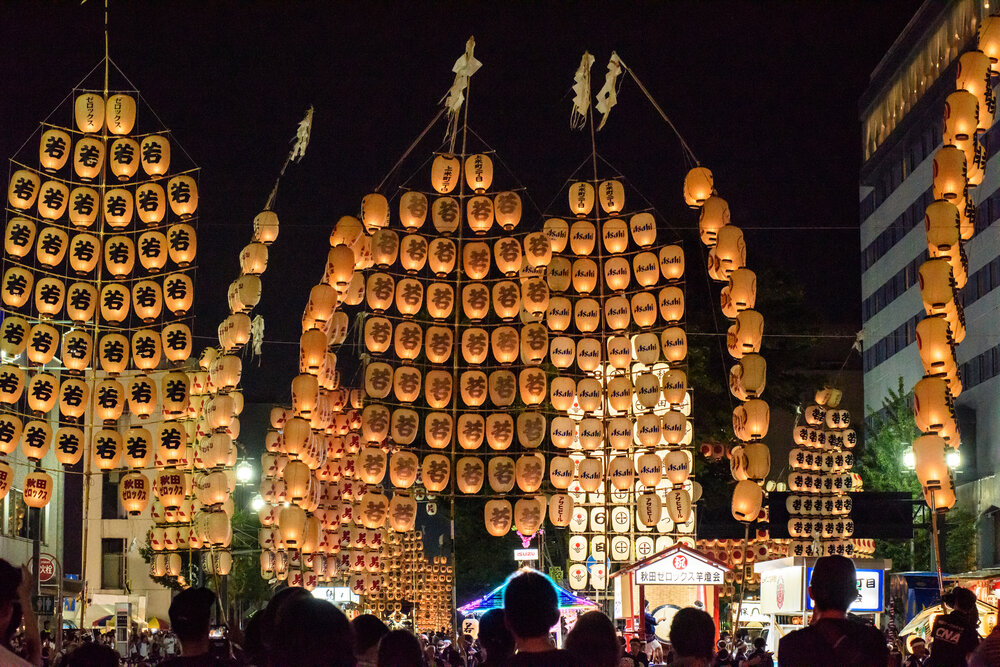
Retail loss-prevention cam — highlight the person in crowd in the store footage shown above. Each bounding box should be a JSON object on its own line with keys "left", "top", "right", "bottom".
{"left": 713, "top": 646, "right": 736, "bottom": 667}
{"left": 377, "top": 628, "right": 423, "bottom": 667}
{"left": 352, "top": 613, "right": 389, "bottom": 667}
{"left": 502, "top": 569, "right": 578, "bottom": 665}
{"left": 0, "top": 559, "right": 40, "bottom": 667}
{"left": 244, "top": 586, "right": 310, "bottom": 666}
{"left": 271, "top": 596, "right": 354, "bottom": 667}
{"left": 160, "top": 586, "right": 230, "bottom": 666}
{"left": 741, "top": 637, "right": 773, "bottom": 667}
{"left": 903, "top": 636, "right": 928, "bottom": 666}
{"left": 565, "top": 610, "right": 620, "bottom": 667}
{"left": 969, "top": 620, "right": 1000, "bottom": 667}
{"left": 778, "top": 555, "right": 888, "bottom": 666}
{"left": 476, "top": 608, "right": 514, "bottom": 667}
{"left": 64, "top": 642, "right": 121, "bottom": 666}
{"left": 669, "top": 607, "right": 716, "bottom": 667}
{"left": 925, "top": 586, "right": 980, "bottom": 666}
{"left": 623, "top": 637, "right": 648, "bottom": 667}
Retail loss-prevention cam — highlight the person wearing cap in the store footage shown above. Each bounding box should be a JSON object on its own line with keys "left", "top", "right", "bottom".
{"left": 161, "top": 587, "right": 231, "bottom": 666}
{"left": 777, "top": 555, "right": 888, "bottom": 666}
{"left": 925, "top": 586, "right": 980, "bottom": 666}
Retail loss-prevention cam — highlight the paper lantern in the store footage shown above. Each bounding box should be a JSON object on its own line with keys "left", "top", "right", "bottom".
{"left": 684, "top": 167, "right": 713, "bottom": 207}
{"left": 548, "top": 494, "right": 574, "bottom": 527}
{"left": 913, "top": 376, "right": 954, "bottom": 434}
{"left": 154, "top": 469, "right": 190, "bottom": 510}
{"left": 596, "top": 179, "right": 625, "bottom": 213}
{"left": 22, "top": 471, "right": 53, "bottom": 509}
{"left": 666, "top": 488, "right": 692, "bottom": 523}
{"left": 91, "top": 428, "right": 123, "bottom": 470}
{"left": 573, "top": 298, "right": 599, "bottom": 333}
{"left": 429, "top": 154, "right": 461, "bottom": 193}
{"left": 104, "top": 93, "right": 135, "bottom": 134}
{"left": 932, "top": 146, "right": 966, "bottom": 201}
{"left": 52, "top": 425, "right": 84, "bottom": 467}
{"left": 637, "top": 493, "right": 662, "bottom": 527}
{"left": 494, "top": 190, "right": 522, "bottom": 230}
{"left": 0, "top": 414, "right": 21, "bottom": 456}
{"left": 25, "top": 372, "right": 57, "bottom": 414}
{"left": 160, "top": 322, "right": 192, "bottom": 365}
{"left": 166, "top": 175, "right": 198, "bottom": 217}
{"left": 913, "top": 434, "right": 949, "bottom": 489}
{"left": 733, "top": 399, "right": 769, "bottom": 441}
{"left": 31, "top": 276, "right": 64, "bottom": 317}
{"left": 569, "top": 220, "right": 596, "bottom": 256}
{"left": 465, "top": 195, "right": 494, "bottom": 234}
{"left": 278, "top": 505, "right": 307, "bottom": 548}
{"left": 5, "top": 217, "right": 36, "bottom": 259}
{"left": 637, "top": 452, "right": 663, "bottom": 487}
{"left": 568, "top": 181, "right": 595, "bottom": 217}
{"left": 453, "top": 456, "right": 483, "bottom": 494}
{"left": 34, "top": 226, "right": 68, "bottom": 267}
{"left": 118, "top": 472, "right": 150, "bottom": 515}
{"left": 108, "top": 137, "right": 140, "bottom": 181}
{"left": 732, "top": 481, "right": 763, "bottom": 522}
{"left": 957, "top": 50, "right": 994, "bottom": 130}
{"left": 20, "top": 419, "right": 52, "bottom": 461}
{"left": 484, "top": 499, "right": 512, "bottom": 536}
{"left": 421, "top": 454, "right": 450, "bottom": 492}
{"left": 464, "top": 153, "right": 493, "bottom": 192}
{"left": 546, "top": 297, "right": 572, "bottom": 331}
{"left": 743, "top": 442, "right": 771, "bottom": 481}
{"left": 514, "top": 497, "right": 543, "bottom": 537}
{"left": 944, "top": 90, "right": 979, "bottom": 144}
{"left": 0, "top": 365, "right": 25, "bottom": 404}
{"left": 127, "top": 375, "right": 157, "bottom": 420}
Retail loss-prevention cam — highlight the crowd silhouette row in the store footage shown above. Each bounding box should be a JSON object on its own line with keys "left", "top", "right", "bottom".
{"left": 4, "top": 556, "right": 1000, "bottom": 666}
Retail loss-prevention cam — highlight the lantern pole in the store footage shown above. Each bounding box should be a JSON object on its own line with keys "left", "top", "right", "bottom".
{"left": 446, "top": 63, "right": 473, "bottom": 640}
{"left": 733, "top": 521, "right": 750, "bottom": 633}
{"left": 929, "top": 492, "right": 944, "bottom": 596}
{"left": 585, "top": 56, "right": 615, "bottom": 611}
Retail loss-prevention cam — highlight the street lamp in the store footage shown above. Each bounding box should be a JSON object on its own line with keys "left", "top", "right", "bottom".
{"left": 236, "top": 460, "right": 255, "bottom": 485}
{"left": 903, "top": 449, "right": 916, "bottom": 470}
{"left": 250, "top": 494, "right": 265, "bottom": 512}
{"left": 945, "top": 449, "right": 960, "bottom": 470}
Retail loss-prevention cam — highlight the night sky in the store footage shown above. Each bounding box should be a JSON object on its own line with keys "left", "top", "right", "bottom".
{"left": 1, "top": 1, "right": 917, "bottom": 404}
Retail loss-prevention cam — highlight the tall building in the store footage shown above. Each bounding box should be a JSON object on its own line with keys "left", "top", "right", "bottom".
{"left": 860, "top": 0, "right": 1000, "bottom": 567}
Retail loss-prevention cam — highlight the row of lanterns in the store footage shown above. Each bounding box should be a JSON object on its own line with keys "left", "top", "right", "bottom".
{"left": 908, "top": 19, "right": 1000, "bottom": 512}
{"left": 684, "top": 167, "right": 767, "bottom": 529}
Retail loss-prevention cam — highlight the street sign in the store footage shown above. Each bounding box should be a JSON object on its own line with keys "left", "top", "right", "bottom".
{"left": 33, "top": 595, "right": 55, "bottom": 615}
{"left": 513, "top": 548, "right": 538, "bottom": 561}
{"left": 37, "top": 554, "right": 56, "bottom": 583}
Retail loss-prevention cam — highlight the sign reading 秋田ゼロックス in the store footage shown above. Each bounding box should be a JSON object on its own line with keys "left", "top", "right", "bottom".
{"left": 633, "top": 551, "right": 727, "bottom": 586}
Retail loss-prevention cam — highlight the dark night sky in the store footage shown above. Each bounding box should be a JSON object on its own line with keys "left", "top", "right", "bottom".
{"left": 1, "top": 1, "right": 917, "bottom": 403}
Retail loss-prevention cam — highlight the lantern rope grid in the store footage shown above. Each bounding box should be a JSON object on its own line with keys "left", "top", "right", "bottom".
{"left": 8, "top": 158, "right": 199, "bottom": 190}
{"left": 617, "top": 59, "right": 700, "bottom": 168}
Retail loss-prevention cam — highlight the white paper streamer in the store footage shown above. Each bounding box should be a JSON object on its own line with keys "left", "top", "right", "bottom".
{"left": 595, "top": 52, "right": 623, "bottom": 131}
{"left": 571, "top": 52, "right": 595, "bottom": 130}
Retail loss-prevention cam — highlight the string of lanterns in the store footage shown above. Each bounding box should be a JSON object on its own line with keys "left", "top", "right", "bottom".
{"left": 683, "top": 167, "right": 767, "bottom": 539}
{"left": 909, "top": 16, "right": 1000, "bottom": 512}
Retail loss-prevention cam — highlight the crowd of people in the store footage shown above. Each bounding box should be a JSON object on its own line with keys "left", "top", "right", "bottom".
{"left": 5, "top": 556, "right": 1000, "bottom": 666}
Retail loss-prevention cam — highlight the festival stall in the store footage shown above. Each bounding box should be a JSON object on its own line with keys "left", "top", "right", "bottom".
{"left": 611, "top": 544, "right": 732, "bottom": 642}
{"left": 754, "top": 556, "right": 892, "bottom": 653}
{"left": 457, "top": 570, "right": 597, "bottom": 645}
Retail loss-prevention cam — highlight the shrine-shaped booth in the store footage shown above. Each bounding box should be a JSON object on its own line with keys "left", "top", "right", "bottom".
{"left": 611, "top": 544, "right": 731, "bottom": 641}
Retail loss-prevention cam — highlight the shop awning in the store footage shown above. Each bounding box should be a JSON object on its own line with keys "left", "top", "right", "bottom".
{"left": 899, "top": 599, "right": 998, "bottom": 638}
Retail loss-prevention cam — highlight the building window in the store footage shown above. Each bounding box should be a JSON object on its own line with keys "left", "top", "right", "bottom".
{"left": 4, "top": 490, "right": 45, "bottom": 541}
{"left": 101, "top": 472, "right": 125, "bottom": 520}
{"left": 100, "top": 538, "right": 125, "bottom": 590}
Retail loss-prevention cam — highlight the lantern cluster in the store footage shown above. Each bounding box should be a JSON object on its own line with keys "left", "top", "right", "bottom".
{"left": 684, "top": 167, "right": 770, "bottom": 529}
{"left": 357, "top": 148, "right": 557, "bottom": 544}
{"left": 0, "top": 89, "right": 199, "bottom": 510}
{"left": 906, "top": 21, "right": 1000, "bottom": 512}
{"left": 372, "top": 534, "right": 453, "bottom": 632}
{"left": 785, "top": 387, "right": 859, "bottom": 558}
{"left": 544, "top": 178, "right": 694, "bottom": 594}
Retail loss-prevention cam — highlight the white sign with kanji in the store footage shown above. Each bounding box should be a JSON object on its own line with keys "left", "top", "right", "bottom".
{"left": 633, "top": 551, "right": 727, "bottom": 586}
